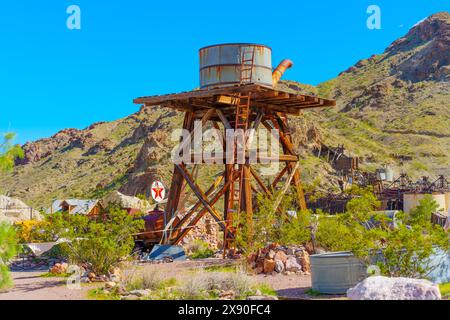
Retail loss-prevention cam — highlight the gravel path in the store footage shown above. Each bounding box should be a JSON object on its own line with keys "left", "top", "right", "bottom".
{"left": 0, "top": 272, "right": 96, "bottom": 300}
{"left": 254, "top": 273, "right": 312, "bottom": 299}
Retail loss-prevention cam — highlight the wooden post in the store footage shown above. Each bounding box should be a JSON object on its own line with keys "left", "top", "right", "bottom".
{"left": 163, "top": 111, "right": 194, "bottom": 236}
{"left": 242, "top": 164, "right": 253, "bottom": 244}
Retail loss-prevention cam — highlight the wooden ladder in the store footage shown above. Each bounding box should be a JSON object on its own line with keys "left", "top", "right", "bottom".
{"left": 224, "top": 47, "right": 256, "bottom": 255}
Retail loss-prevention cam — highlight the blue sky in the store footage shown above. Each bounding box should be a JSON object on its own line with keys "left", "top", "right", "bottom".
{"left": 1, "top": 1, "right": 449, "bottom": 144}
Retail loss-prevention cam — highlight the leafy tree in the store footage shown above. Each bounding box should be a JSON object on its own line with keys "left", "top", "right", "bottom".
{"left": 344, "top": 185, "right": 381, "bottom": 227}
{"left": 0, "top": 133, "right": 22, "bottom": 290}
{"left": 0, "top": 133, "right": 24, "bottom": 172}
{"left": 0, "top": 222, "right": 17, "bottom": 290}
{"left": 408, "top": 194, "right": 439, "bottom": 227}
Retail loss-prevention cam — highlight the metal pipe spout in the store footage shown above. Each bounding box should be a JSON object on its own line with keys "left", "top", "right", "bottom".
{"left": 272, "top": 59, "right": 293, "bottom": 87}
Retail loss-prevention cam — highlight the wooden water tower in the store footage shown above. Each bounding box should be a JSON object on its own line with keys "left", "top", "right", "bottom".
{"left": 134, "top": 43, "right": 335, "bottom": 252}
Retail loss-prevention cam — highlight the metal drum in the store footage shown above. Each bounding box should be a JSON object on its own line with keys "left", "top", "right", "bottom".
{"left": 199, "top": 43, "right": 273, "bottom": 89}
{"left": 310, "top": 251, "right": 367, "bottom": 294}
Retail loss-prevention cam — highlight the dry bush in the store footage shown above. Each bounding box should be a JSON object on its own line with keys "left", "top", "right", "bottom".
{"left": 179, "top": 271, "right": 255, "bottom": 299}
{"left": 122, "top": 268, "right": 164, "bottom": 291}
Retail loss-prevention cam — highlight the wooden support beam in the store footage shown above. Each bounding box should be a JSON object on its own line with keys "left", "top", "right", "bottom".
{"left": 250, "top": 166, "right": 272, "bottom": 196}
{"left": 175, "top": 163, "right": 227, "bottom": 230}
{"left": 164, "top": 111, "right": 195, "bottom": 229}
{"left": 254, "top": 102, "right": 301, "bottom": 115}
{"left": 223, "top": 163, "right": 234, "bottom": 252}
{"left": 273, "top": 161, "right": 300, "bottom": 213}
{"left": 269, "top": 114, "right": 296, "bottom": 156}
{"left": 242, "top": 165, "right": 254, "bottom": 245}
{"left": 252, "top": 110, "right": 264, "bottom": 131}
{"left": 292, "top": 165, "right": 307, "bottom": 210}
{"left": 176, "top": 108, "right": 216, "bottom": 155}
{"left": 187, "top": 153, "right": 298, "bottom": 164}
{"left": 271, "top": 165, "right": 289, "bottom": 190}
{"left": 171, "top": 174, "right": 224, "bottom": 233}
{"left": 271, "top": 113, "right": 307, "bottom": 210}
{"left": 255, "top": 92, "right": 290, "bottom": 103}
{"left": 173, "top": 175, "right": 235, "bottom": 244}
{"left": 216, "top": 109, "right": 232, "bottom": 130}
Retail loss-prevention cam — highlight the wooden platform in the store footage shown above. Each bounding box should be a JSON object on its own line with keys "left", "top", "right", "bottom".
{"left": 134, "top": 84, "right": 336, "bottom": 116}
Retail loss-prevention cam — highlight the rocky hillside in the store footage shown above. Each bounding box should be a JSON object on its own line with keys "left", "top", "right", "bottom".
{"left": 310, "top": 12, "right": 449, "bottom": 177}
{"left": 0, "top": 12, "right": 448, "bottom": 207}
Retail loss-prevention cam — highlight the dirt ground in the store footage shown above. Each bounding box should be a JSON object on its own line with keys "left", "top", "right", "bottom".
{"left": 0, "top": 271, "right": 97, "bottom": 300}
{"left": 0, "top": 259, "right": 339, "bottom": 300}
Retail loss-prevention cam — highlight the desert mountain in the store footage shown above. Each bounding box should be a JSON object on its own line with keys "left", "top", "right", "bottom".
{"left": 1, "top": 12, "right": 448, "bottom": 207}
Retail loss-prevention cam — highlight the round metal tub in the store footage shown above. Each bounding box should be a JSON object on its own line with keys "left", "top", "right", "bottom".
{"left": 199, "top": 43, "right": 272, "bottom": 89}
{"left": 310, "top": 251, "right": 367, "bottom": 294}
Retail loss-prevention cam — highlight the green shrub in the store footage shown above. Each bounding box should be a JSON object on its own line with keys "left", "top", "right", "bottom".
{"left": 256, "top": 283, "right": 277, "bottom": 296}
{"left": 43, "top": 242, "right": 72, "bottom": 260}
{"left": 280, "top": 209, "right": 312, "bottom": 246}
{"left": 235, "top": 189, "right": 301, "bottom": 256}
{"left": 41, "top": 206, "right": 144, "bottom": 274}
{"left": 187, "top": 240, "right": 215, "bottom": 259}
{"left": 440, "top": 283, "right": 450, "bottom": 300}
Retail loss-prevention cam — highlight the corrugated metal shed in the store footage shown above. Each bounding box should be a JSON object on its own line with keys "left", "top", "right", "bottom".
{"left": 48, "top": 199, "right": 100, "bottom": 215}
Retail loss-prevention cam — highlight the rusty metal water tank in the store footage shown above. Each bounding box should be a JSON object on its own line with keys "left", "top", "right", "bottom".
{"left": 199, "top": 43, "right": 272, "bottom": 89}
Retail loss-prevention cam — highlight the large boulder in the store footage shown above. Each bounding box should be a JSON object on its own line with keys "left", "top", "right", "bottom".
{"left": 296, "top": 250, "right": 311, "bottom": 272}
{"left": 274, "top": 250, "right": 288, "bottom": 264}
{"left": 347, "top": 276, "right": 442, "bottom": 300}
{"left": 101, "top": 191, "right": 152, "bottom": 212}
{"left": 274, "top": 260, "right": 285, "bottom": 273}
{"left": 285, "top": 256, "right": 302, "bottom": 273}
{"left": 263, "top": 259, "right": 276, "bottom": 274}
{"left": 0, "top": 195, "right": 42, "bottom": 223}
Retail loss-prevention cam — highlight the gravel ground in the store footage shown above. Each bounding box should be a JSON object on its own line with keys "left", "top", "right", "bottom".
{"left": 134, "top": 259, "right": 322, "bottom": 299}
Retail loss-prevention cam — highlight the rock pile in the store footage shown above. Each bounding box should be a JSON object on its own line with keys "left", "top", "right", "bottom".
{"left": 79, "top": 266, "right": 123, "bottom": 284}
{"left": 248, "top": 244, "right": 311, "bottom": 275}
{"left": 180, "top": 216, "right": 220, "bottom": 250}
{"left": 50, "top": 262, "right": 69, "bottom": 274}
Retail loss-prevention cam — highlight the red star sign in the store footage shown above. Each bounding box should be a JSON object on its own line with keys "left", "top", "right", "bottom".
{"left": 151, "top": 181, "right": 165, "bottom": 202}
{"left": 152, "top": 185, "right": 164, "bottom": 200}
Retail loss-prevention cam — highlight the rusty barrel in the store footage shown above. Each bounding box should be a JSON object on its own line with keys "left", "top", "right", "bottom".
{"left": 199, "top": 43, "right": 273, "bottom": 89}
